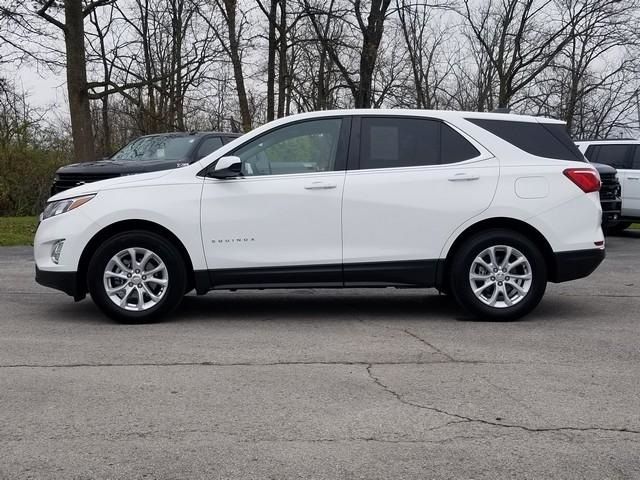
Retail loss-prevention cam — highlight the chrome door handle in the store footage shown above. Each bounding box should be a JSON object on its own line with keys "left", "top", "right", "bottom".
{"left": 304, "top": 182, "right": 337, "bottom": 190}
{"left": 448, "top": 173, "right": 480, "bottom": 182}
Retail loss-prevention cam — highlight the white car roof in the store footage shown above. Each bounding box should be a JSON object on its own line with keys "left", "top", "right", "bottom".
{"left": 280, "top": 109, "right": 566, "bottom": 125}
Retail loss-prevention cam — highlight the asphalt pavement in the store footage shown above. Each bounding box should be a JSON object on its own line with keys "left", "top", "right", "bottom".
{"left": 1, "top": 232, "right": 639, "bottom": 479}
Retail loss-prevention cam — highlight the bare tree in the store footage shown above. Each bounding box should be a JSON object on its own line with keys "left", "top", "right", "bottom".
{"left": 460, "top": 0, "right": 579, "bottom": 109}
{"left": 304, "top": 0, "right": 393, "bottom": 108}
{"left": 556, "top": 0, "right": 638, "bottom": 133}
{"left": 36, "top": 0, "right": 115, "bottom": 161}
{"left": 395, "top": 0, "right": 453, "bottom": 109}
{"left": 199, "top": 0, "right": 253, "bottom": 132}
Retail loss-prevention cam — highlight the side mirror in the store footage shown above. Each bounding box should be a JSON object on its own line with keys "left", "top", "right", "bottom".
{"left": 211, "top": 156, "right": 242, "bottom": 179}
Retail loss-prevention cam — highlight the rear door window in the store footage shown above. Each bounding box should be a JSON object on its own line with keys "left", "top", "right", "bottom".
{"left": 360, "top": 117, "right": 439, "bottom": 169}
{"left": 359, "top": 117, "right": 479, "bottom": 169}
{"left": 467, "top": 119, "right": 584, "bottom": 161}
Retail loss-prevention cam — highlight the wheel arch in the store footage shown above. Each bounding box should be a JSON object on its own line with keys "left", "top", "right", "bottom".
{"left": 77, "top": 219, "right": 197, "bottom": 297}
{"left": 438, "top": 217, "right": 557, "bottom": 288}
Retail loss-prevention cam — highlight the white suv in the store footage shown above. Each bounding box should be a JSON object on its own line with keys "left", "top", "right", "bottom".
{"left": 35, "top": 110, "right": 605, "bottom": 322}
{"left": 575, "top": 139, "right": 640, "bottom": 232}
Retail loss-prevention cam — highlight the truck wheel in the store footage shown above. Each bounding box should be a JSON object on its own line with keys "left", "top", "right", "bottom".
{"left": 449, "top": 229, "right": 547, "bottom": 321}
{"left": 87, "top": 231, "right": 187, "bottom": 323}
{"left": 605, "top": 222, "right": 631, "bottom": 235}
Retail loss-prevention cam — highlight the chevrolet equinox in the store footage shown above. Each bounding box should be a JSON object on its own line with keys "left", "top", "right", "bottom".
{"left": 35, "top": 110, "right": 605, "bottom": 322}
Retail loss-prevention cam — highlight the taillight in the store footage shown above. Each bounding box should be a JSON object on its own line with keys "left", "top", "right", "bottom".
{"left": 563, "top": 168, "right": 601, "bottom": 193}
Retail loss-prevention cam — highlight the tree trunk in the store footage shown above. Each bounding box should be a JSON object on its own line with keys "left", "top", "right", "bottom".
{"left": 65, "top": 0, "right": 95, "bottom": 161}
{"left": 266, "top": 0, "right": 277, "bottom": 121}
{"left": 101, "top": 96, "right": 110, "bottom": 156}
{"left": 276, "top": 0, "right": 287, "bottom": 118}
{"left": 354, "top": 0, "right": 391, "bottom": 108}
{"left": 224, "top": 0, "right": 251, "bottom": 132}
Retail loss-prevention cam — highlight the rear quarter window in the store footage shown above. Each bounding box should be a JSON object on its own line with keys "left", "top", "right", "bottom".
{"left": 467, "top": 119, "right": 585, "bottom": 162}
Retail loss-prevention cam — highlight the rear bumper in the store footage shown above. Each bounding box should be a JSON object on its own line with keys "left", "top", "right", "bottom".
{"left": 552, "top": 248, "right": 605, "bottom": 283}
{"left": 35, "top": 266, "right": 85, "bottom": 300}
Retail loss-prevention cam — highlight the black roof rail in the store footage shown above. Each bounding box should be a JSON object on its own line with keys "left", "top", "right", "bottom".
{"left": 491, "top": 107, "right": 511, "bottom": 114}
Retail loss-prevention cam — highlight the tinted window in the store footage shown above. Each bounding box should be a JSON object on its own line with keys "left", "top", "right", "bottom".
{"left": 441, "top": 124, "right": 480, "bottom": 163}
{"left": 233, "top": 119, "right": 342, "bottom": 176}
{"left": 633, "top": 147, "right": 640, "bottom": 169}
{"left": 593, "top": 145, "right": 632, "bottom": 169}
{"left": 360, "top": 118, "right": 440, "bottom": 169}
{"left": 584, "top": 145, "right": 599, "bottom": 162}
{"left": 196, "top": 137, "right": 224, "bottom": 159}
{"left": 468, "top": 119, "right": 584, "bottom": 161}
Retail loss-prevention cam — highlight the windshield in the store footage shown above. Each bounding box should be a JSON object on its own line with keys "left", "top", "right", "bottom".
{"left": 111, "top": 135, "right": 196, "bottom": 161}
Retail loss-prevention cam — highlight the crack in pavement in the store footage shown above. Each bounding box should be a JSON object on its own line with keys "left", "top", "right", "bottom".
{"left": 0, "top": 359, "right": 526, "bottom": 369}
{"left": 401, "top": 328, "right": 456, "bottom": 361}
{"left": 365, "top": 364, "right": 640, "bottom": 437}
{"left": 344, "top": 306, "right": 456, "bottom": 361}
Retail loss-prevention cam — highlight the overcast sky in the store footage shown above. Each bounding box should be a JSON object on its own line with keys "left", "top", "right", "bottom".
{"left": 11, "top": 62, "right": 67, "bottom": 117}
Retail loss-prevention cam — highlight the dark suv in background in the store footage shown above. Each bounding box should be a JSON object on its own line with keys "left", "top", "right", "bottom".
{"left": 576, "top": 139, "right": 640, "bottom": 233}
{"left": 591, "top": 162, "right": 622, "bottom": 230}
{"left": 51, "top": 131, "right": 240, "bottom": 195}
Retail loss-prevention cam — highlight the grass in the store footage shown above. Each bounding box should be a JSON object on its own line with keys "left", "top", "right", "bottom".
{"left": 0, "top": 216, "right": 38, "bottom": 246}
{"left": 631, "top": 224, "right": 640, "bottom": 230}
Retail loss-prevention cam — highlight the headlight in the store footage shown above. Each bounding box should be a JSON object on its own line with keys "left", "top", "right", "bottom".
{"left": 42, "top": 194, "right": 96, "bottom": 220}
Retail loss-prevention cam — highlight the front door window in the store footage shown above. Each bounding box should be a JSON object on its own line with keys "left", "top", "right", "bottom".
{"left": 232, "top": 119, "right": 342, "bottom": 176}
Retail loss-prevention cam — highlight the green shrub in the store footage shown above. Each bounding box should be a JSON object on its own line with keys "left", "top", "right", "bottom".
{"left": 0, "top": 145, "right": 70, "bottom": 216}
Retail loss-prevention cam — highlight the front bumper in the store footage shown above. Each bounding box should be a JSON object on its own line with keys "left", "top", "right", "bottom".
{"left": 552, "top": 248, "right": 605, "bottom": 283}
{"left": 35, "top": 266, "right": 85, "bottom": 301}
{"left": 600, "top": 199, "right": 622, "bottom": 227}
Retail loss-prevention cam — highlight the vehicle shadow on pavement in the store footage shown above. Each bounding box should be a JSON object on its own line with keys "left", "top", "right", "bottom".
{"left": 42, "top": 289, "right": 593, "bottom": 325}
{"left": 612, "top": 229, "right": 640, "bottom": 239}
{"left": 177, "top": 290, "right": 462, "bottom": 323}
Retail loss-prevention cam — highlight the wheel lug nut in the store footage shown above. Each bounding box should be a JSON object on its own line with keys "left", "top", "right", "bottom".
{"left": 142, "top": 276, "right": 146, "bottom": 280}
{"left": 498, "top": 282, "right": 503, "bottom": 286}
{"left": 127, "top": 273, "right": 131, "bottom": 278}
{"left": 493, "top": 268, "right": 498, "bottom": 273}
{"left": 491, "top": 276, "right": 495, "bottom": 281}
{"left": 128, "top": 282, "right": 133, "bottom": 287}
{"left": 135, "top": 269, "right": 140, "bottom": 273}
{"left": 137, "top": 284, "right": 142, "bottom": 288}
{"left": 506, "top": 276, "right": 510, "bottom": 280}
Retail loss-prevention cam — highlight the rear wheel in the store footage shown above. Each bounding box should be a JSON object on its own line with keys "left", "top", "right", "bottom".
{"left": 87, "top": 231, "right": 187, "bottom": 323}
{"left": 449, "top": 229, "right": 547, "bottom": 321}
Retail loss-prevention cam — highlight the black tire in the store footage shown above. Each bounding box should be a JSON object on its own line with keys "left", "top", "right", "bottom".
{"left": 87, "top": 230, "right": 187, "bottom": 323}
{"left": 605, "top": 221, "right": 631, "bottom": 235}
{"left": 449, "top": 229, "right": 547, "bottom": 321}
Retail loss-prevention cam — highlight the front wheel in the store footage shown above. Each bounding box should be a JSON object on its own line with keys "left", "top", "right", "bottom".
{"left": 449, "top": 229, "right": 547, "bottom": 321}
{"left": 605, "top": 221, "right": 631, "bottom": 235}
{"left": 87, "top": 231, "right": 187, "bottom": 323}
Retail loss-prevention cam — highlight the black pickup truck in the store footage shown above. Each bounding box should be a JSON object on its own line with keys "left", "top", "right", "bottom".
{"left": 592, "top": 162, "right": 622, "bottom": 230}
{"left": 51, "top": 131, "right": 240, "bottom": 195}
